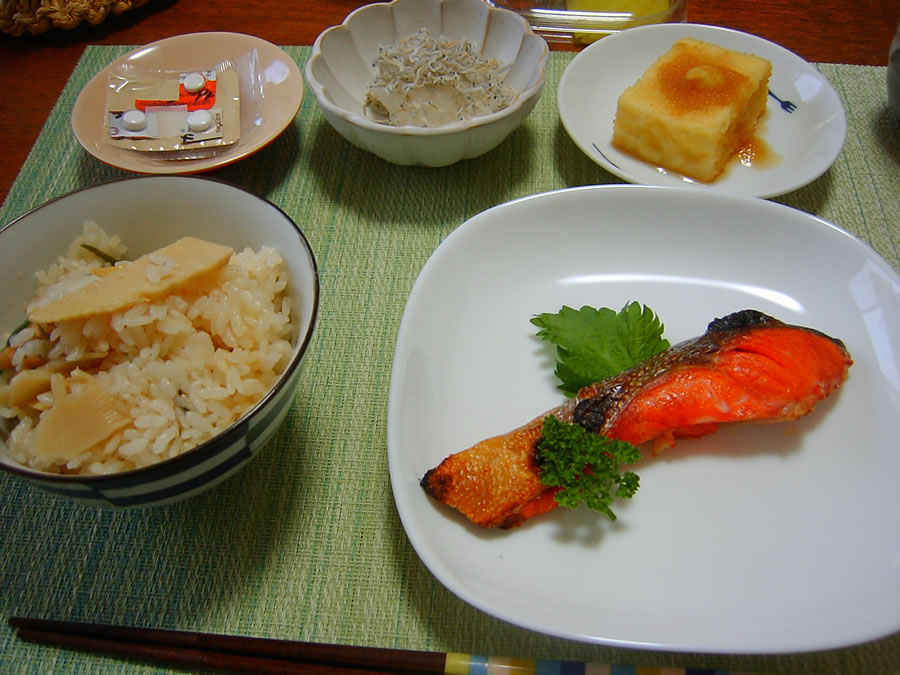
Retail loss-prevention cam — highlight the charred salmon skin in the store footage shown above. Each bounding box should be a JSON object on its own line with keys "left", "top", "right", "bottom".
{"left": 421, "top": 310, "right": 852, "bottom": 528}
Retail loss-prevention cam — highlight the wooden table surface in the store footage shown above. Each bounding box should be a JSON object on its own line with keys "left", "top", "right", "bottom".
{"left": 0, "top": 0, "right": 897, "bottom": 208}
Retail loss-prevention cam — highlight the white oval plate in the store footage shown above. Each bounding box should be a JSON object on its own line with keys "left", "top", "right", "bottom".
{"left": 387, "top": 185, "right": 900, "bottom": 652}
{"left": 72, "top": 32, "right": 303, "bottom": 174}
{"left": 558, "top": 24, "right": 847, "bottom": 198}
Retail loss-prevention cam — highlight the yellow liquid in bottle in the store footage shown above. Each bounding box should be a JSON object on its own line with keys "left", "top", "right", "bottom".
{"left": 565, "top": 0, "right": 674, "bottom": 43}
{"left": 566, "top": 0, "right": 669, "bottom": 11}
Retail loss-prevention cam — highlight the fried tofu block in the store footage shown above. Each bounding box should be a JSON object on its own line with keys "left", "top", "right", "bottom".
{"left": 612, "top": 38, "right": 772, "bottom": 182}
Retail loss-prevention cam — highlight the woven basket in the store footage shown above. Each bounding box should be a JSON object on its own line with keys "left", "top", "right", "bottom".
{"left": 0, "top": 0, "right": 153, "bottom": 36}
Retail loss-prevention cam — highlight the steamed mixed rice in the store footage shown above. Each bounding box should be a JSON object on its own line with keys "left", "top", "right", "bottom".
{"left": 0, "top": 221, "right": 293, "bottom": 475}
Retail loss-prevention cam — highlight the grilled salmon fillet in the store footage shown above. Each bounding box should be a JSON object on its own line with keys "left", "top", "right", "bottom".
{"left": 421, "top": 310, "right": 852, "bottom": 528}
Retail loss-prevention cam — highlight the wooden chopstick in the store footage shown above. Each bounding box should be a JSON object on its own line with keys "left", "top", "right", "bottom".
{"left": 10, "top": 616, "right": 770, "bottom": 675}
{"left": 9, "top": 616, "right": 444, "bottom": 674}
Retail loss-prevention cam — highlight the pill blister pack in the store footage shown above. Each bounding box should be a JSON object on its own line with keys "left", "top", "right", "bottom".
{"left": 104, "top": 50, "right": 262, "bottom": 159}
{"left": 109, "top": 106, "right": 226, "bottom": 142}
{"left": 109, "top": 70, "right": 226, "bottom": 140}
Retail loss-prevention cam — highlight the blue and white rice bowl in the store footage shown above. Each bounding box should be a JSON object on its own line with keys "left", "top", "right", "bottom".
{"left": 0, "top": 176, "right": 318, "bottom": 507}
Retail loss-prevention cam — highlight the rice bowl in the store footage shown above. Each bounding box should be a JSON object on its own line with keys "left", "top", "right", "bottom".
{"left": 3, "top": 221, "right": 293, "bottom": 475}
{"left": 0, "top": 177, "right": 318, "bottom": 506}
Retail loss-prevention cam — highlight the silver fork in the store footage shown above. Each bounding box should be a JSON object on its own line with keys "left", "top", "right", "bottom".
{"left": 768, "top": 89, "right": 797, "bottom": 113}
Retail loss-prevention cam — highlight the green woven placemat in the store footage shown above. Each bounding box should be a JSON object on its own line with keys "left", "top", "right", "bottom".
{"left": 0, "top": 46, "right": 898, "bottom": 674}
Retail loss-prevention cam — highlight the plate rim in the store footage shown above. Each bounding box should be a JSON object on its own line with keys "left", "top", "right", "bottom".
{"left": 387, "top": 184, "right": 900, "bottom": 653}
{"left": 71, "top": 31, "right": 304, "bottom": 175}
{"left": 557, "top": 23, "right": 848, "bottom": 198}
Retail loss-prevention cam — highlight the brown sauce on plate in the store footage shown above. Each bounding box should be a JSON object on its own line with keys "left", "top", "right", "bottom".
{"left": 725, "top": 110, "right": 782, "bottom": 177}
{"left": 735, "top": 133, "right": 780, "bottom": 170}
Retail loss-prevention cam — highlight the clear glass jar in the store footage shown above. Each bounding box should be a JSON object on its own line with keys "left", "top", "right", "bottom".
{"left": 487, "top": 0, "right": 687, "bottom": 45}
{"left": 888, "top": 22, "right": 900, "bottom": 119}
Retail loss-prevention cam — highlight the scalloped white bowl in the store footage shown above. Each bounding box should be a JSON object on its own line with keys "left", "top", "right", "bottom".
{"left": 304, "top": 0, "right": 549, "bottom": 167}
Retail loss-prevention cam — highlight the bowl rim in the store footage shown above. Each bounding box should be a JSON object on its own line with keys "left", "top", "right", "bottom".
{"left": 304, "top": 0, "right": 550, "bottom": 136}
{"left": 0, "top": 175, "right": 320, "bottom": 484}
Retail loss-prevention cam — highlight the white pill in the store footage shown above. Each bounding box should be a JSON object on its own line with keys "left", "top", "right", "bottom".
{"left": 187, "top": 109, "right": 214, "bottom": 132}
{"left": 183, "top": 72, "right": 206, "bottom": 93}
{"left": 122, "top": 109, "right": 146, "bottom": 131}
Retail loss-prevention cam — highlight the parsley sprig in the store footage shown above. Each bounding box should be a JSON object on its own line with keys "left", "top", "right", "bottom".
{"left": 537, "top": 416, "right": 641, "bottom": 521}
{"left": 532, "top": 301, "right": 669, "bottom": 520}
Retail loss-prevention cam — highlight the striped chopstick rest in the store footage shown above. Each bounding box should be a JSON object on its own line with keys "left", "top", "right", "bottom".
{"left": 445, "top": 654, "right": 759, "bottom": 674}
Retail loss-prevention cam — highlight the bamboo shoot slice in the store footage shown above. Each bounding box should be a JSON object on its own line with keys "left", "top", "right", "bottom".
{"left": 7, "top": 368, "right": 53, "bottom": 407}
{"left": 32, "top": 372, "right": 130, "bottom": 461}
{"left": 29, "top": 237, "right": 234, "bottom": 324}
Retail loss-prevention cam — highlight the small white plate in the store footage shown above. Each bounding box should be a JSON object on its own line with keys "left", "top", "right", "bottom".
{"left": 387, "top": 185, "right": 900, "bottom": 652}
{"left": 72, "top": 32, "right": 304, "bottom": 174}
{"left": 558, "top": 24, "right": 847, "bottom": 198}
